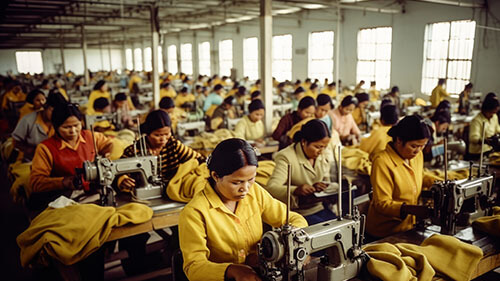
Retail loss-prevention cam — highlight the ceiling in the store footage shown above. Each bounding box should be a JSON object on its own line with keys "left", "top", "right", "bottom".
{"left": 0, "top": 0, "right": 485, "bottom": 49}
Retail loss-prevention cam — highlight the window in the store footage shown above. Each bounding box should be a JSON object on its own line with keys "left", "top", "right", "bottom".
{"left": 180, "top": 43, "right": 193, "bottom": 75}
{"left": 243, "top": 37, "right": 259, "bottom": 80}
{"left": 308, "top": 31, "right": 334, "bottom": 82}
{"left": 15, "top": 51, "right": 43, "bottom": 74}
{"left": 125, "top": 48, "right": 133, "bottom": 70}
{"left": 219, "top": 39, "right": 233, "bottom": 77}
{"left": 144, "top": 47, "right": 152, "bottom": 71}
{"left": 356, "top": 27, "right": 392, "bottom": 90}
{"left": 167, "top": 44, "right": 178, "bottom": 74}
{"left": 272, "top": 34, "right": 292, "bottom": 82}
{"left": 133, "top": 48, "right": 143, "bottom": 71}
{"left": 198, "top": 41, "right": 211, "bottom": 76}
{"left": 421, "top": 20, "right": 476, "bottom": 94}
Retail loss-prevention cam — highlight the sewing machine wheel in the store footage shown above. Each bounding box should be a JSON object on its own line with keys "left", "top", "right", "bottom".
{"left": 260, "top": 231, "right": 283, "bottom": 262}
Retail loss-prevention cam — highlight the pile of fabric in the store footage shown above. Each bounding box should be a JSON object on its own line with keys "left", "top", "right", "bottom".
{"left": 472, "top": 206, "right": 500, "bottom": 237}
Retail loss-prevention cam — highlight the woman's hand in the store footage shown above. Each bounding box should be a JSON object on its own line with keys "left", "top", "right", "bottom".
{"left": 119, "top": 176, "right": 136, "bottom": 189}
{"left": 312, "top": 182, "right": 328, "bottom": 192}
{"left": 245, "top": 253, "right": 259, "bottom": 268}
{"left": 62, "top": 176, "right": 76, "bottom": 189}
{"left": 226, "top": 264, "right": 262, "bottom": 281}
{"left": 293, "top": 184, "right": 316, "bottom": 196}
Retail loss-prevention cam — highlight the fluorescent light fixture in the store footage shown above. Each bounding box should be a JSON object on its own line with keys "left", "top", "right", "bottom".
{"left": 275, "top": 7, "right": 301, "bottom": 15}
{"left": 225, "top": 15, "right": 254, "bottom": 23}
{"left": 300, "top": 4, "right": 326, "bottom": 9}
{"left": 84, "top": 25, "right": 121, "bottom": 31}
{"left": 36, "top": 24, "right": 74, "bottom": 29}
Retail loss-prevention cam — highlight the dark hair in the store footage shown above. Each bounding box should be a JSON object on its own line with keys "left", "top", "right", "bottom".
{"left": 195, "top": 85, "right": 202, "bottom": 90}
{"left": 45, "top": 91, "right": 67, "bottom": 108}
{"left": 93, "top": 97, "right": 110, "bottom": 110}
{"left": 341, "top": 95, "right": 357, "bottom": 107}
{"left": 223, "top": 96, "right": 234, "bottom": 105}
{"left": 93, "top": 80, "right": 106, "bottom": 91}
{"left": 355, "top": 93, "right": 369, "bottom": 103}
{"left": 310, "top": 83, "right": 318, "bottom": 90}
{"left": 180, "top": 87, "right": 188, "bottom": 93}
{"left": 438, "top": 78, "right": 446, "bottom": 85}
{"left": 214, "top": 84, "right": 223, "bottom": 91}
{"left": 293, "top": 87, "right": 305, "bottom": 96}
{"left": 316, "top": 94, "right": 333, "bottom": 108}
{"left": 278, "top": 82, "right": 285, "bottom": 88}
{"left": 482, "top": 93, "right": 499, "bottom": 112}
{"left": 293, "top": 119, "right": 330, "bottom": 143}
{"left": 435, "top": 100, "right": 451, "bottom": 113}
{"left": 381, "top": 98, "right": 393, "bottom": 108}
{"left": 388, "top": 115, "right": 432, "bottom": 143}
{"left": 207, "top": 138, "right": 258, "bottom": 183}
{"left": 52, "top": 103, "right": 82, "bottom": 131}
{"left": 140, "top": 110, "right": 172, "bottom": 135}
{"left": 248, "top": 99, "right": 265, "bottom": 113}
{"left": 298, "top": 96, "right": 316, "bottom": 110}
{"left": 370, "top": 81, "right": 376, "bottom": 86}
{"left": 161, "top": 82, "right": 170, "bottom": 88}
{"left": 41, "top": 79, "right": 49, "bottom": 87}
{"left": 251, "top": 91, "right": 261, "bottom": 99}
{"left": 115, "top": 93, "right": 127, "bottom": 101}
{"left": 380, "top": 104, "right": 399, "bottom": 125}
{"left": 464, "top": 83, "right": 473, "bottom": 90}
{"left": 159, "top": 97, "right": 175, "bottom": 109}
{"left": 255, "top": 79, "right": 261, "bottom": 85}
{"left": 295, "top": 79, "right": 301, "bottom": 85}
{"left": 26, "top": 89, "right": 45, "bottom": 104}
{"left": 390, "top": 86, "right": 399, "bottom": 94}
{"left": 237, "top": 86, "right": 246, "bottom": 95}
{"left": 431, "top": 109, "right": 451, "bottom": 124}
{"left": 232, "top": 82, "right": 239, "bottom": 89}
{"left": 328, "top": 82, "right": 336, "bottom": 87}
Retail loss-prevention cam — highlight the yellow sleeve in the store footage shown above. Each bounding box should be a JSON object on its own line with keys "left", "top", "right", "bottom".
{"left": 233, "top": 118, "right": 246, "bottom": 139}
{"left": 370, "top": 156, "right": 403, "bottom": 218}
{"left": 469, "top": 117, "right": 481, "bottom": 146}
{"left": 179, "top": 207, "right": 232, "bottom": 281}
{"left": 30, "top": 143, "right": 64, "bottom": 193}
{"left": 352, "top": 108, "right": 362, "bottom": 125}
{"left": 127, "top": 97, "right": 136, "bottom": 110}
{"left": 257, "top": 183, "right": 307, "bottom": 228}
{"left": 265, "top": 152, "right": 300, "bottom": 209}
{"left": 94, "top": 131, "right": 114, "bottom": 156}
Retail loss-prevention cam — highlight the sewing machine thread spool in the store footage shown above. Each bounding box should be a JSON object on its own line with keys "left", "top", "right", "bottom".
{"left": 338, "top": 145, "right": 342, "bottom": 220}
{"left": 286, "top": 163, "right": 291, "bottom": 226}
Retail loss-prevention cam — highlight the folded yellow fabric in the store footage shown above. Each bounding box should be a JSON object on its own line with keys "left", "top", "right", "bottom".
{"left": 190, "top": 129, "right": 236, "bottom": 150}
{"left": 422, "top": 168, "right": 469, "bottom": 189}
{"left": 364, "top": 234, "right": 483, "bottom": 281}
{"left": 286, "top": 117, "right": 314, "bottom": 139}
{"left": 9, "top": 161, "right": 32, "bottom": 203}
{"left": 17, "top": 202, "right": 153, "bottom": 267}
{"left": 342, "top": 146, "right": 371, "bottom": 175}
{"left": 472, "top": 206, "right": 500, "bottom": 237}
{"left": 255, "top": 160, "right": 275, "bottom": 187}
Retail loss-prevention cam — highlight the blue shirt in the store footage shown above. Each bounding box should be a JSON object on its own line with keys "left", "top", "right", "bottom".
{"left": 203, "top": 93, "right": 223, "bottom": 111}
{"left": 320, "top": 114, "right": 333, "bottom": 134}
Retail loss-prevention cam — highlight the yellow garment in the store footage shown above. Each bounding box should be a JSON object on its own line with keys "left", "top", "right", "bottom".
{"left": 422, "top": 168, "right": 469, "bottom": 189}
{"left": 359, "top": 125, "right": 392, "bottom": 159}
{"left": 430, "top": 85, "right": 449, "bottom": 108}
{"left": 303, "top": 89, "right": 317, "bottom": 99}
{"left": 472, "top": 206, "right": 500, "bottom": 237}
{"left": 9, "top": 161, "right": 31, "bottom": 204}
{"left": 86, "top": 90, "right": 111, "bottom": 115}
{"left": 320, "top": 87, "right": 336, "bottom": 98}
{"left": 179, "top": 182, "right": 307, "bottom": 281}
{"left": 160, "top": 88, "right": 177, "bottom": 99}
{"left": 249, "top": 85, "right": 259, "bottom": 94}
{"left": 167, "top": 158, "right": 209, "bottom": 203}
{"left": 369, "top": 88, "right": 380, "bottom": 101}
{"left": 17, "top": 203, "right": 153, "bottom": 267}
{"left": 205, "top": 104, "right": 218, "bottom": 118}
{"left": 234, "top": 115, "right": 265, "bottom": 141}
{"left": 1, "top": 89, "right": 25, "bottom": 110}
{"left": 352, "top": 107, "right": 366, "bottom": 126}
{"left": 415, "top": 98, "right": 427, "bottom": 106}
{"left": 1, "top": 137, "right": 14, "bottom": 162}
{"left": 128, "top": 75, "right": 142, "bottom": 91}
{"left": 367, "top": 145, "right": 430, "bottom": 238}
{"left": 190, "top": 129, "right": 236, "bottom": 152}
{"left": 342, "top": 146, "right": 372, "bottom": 175}
{"left": 58, "top": 87, "right": 69, "bottom": 101}
{"left": 18, "top": 103, "right": 35, "bottom": 120}
{"left": 286, "top": 117, "right": 314, "bottom": 140}
{"left": 364, "top": 234, "right": 483, "bottom": 281}
{"left": 469, "top": 112, "right": 500, "bottom": 154}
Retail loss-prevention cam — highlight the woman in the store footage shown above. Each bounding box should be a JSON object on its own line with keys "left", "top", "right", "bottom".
{"left": 352, "top": 92, "right": 370, "bottom": 130}
{"left": 468, "top": 94, "right": 500, "bottom": 159}
{"left": 366, "top": 115, "right": 433, "bottom": 239}
{"left": 331, "top": 95, "right": 361, "bottom": 145}
{"left": 234, "top": 99, "right": 265, "bottom": 143}
{"left": 458, "top": 83, "right": 473, "bottom": 115}
{"left": 13, "top": 92, "right": 65, "bottom": 162}
{"left": 359, "top": 104, "right": 399, "bottom": 159}
{"left": 423, "top": 105, "right": 451, "bottom": 161}
{"left": 30, "top": 102, "right": 114, "bottom": 210}
{"left": 179, "top": 138, "right": 307, "bottom": 281}
{"left": 18, "top": 89, "right": 46, "bottom": 120}
{"left": 272, "top": 96, "right": 316, "bottom": 150}
{"left": 267, "top": 119, "right": 335, "bottom": 225}
{"left": 118, "top": 110, "right": 204, "bottom": 191}
{"left": 86, "top": 80, "right": 110, "bottom": 115}
{"left": 315, "top": 94, "right": 334, "bottom": 133}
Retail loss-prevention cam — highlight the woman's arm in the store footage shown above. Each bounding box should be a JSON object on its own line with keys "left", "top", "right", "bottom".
{"left": 370, "top": 157, "right": 402, "bottom": 218}
{"left": 30, "top": 144, "right": 66, "bottom": 193}
{"left": 257, "top": 183, "right": 308, "bottom": 228}
{"left": 94, "top": 131, "right": 113, "bottom": 157}
{"left": 265, "top": 153, "right": 300, "bottom": 209}
{"left": 271, "top": 115, "right": 289, "bottom": 141}
{"left": 175, "top": 138, "right": 204, "bottom": 163}
{"left": 233, "top": 118, "right": 247, "bottom": 139}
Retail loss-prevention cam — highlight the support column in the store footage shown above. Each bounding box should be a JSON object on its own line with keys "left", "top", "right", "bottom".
{"left": 108, "top": 36, "right": 113, "bottom": 71}
{"left": 99, "top": 36, "right": 104, "bottom": 71}
{"left": 141, "top": 39, "right": 146, "bottom": 71}
{"left": 260, "top": 0, "right": 273, "bottom": 134}
{"left": 151, "top": 4, "right": 160, "bottom": 109}
{"left": 81, "top": 25, "right": 89, "bottom": 85}
{"left": 192, "top": 32, "right": 199, "bottom": 78}
{"left": 162, "top": 34, "right": 168, "bottom": 73}
{"left": 335, "top": 1, "right": 341, "bottom": 103}
{"left": 59, "top": 32, "right": 66, "bottom": 75}
{"left": 131, "top": 42, "right": 136, "bottom": 71}
{"left": 211, "top": 27, "right": 216, "bottom": 77}
{"left": 121, "top": 40, "right": 127, "bottom": 71}
{"left": 176, "top": 33, "right": 181, "bottom": 73}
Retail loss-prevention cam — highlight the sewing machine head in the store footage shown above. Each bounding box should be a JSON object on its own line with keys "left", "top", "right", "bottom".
{"left": 258, "top": 210, "right": 367, "bottom": 281}
{"left": 177, "top": 121, "right": 206, "bottom": 139}
{"left": 84, "top": 112, "right": 123, "bottom": 130}
{"left": 424, "top": 173, "right": 495, "bottom": 235}
{"left": 80, "top": 155, "right": 164, "bottom": 205}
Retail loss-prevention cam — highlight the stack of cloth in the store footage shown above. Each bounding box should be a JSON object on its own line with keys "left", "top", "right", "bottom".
{"left": 422, "top": 168, "right": 469, "bottom": 189}
{"left": 17, "top": 198, "right": 153, "bottom": 267}
{"left": 364, "top": 234, "right": 483, "bottom": 281}
{"left": 189, "top": 129, "right": 236, "bottom": 152}
{"left": 472, "top": 206, "right": 500, "bottom": 237}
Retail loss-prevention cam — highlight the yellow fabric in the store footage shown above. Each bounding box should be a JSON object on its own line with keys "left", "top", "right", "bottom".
{"left": 249, "top": 85, "right": 259, "bottom": 94}
{"left": 364, "top": 234, "right": 483, "bottom": 281}
{"left": 205, "top": 104, "right": 218, "bottom": 118}
{"left": 179, "top": 182, "right": 307, "bottom": 281}
{"left": 367, "top": 145, "right": 429, "bottom": 238}
{"left": 369, "top": 88, "right": 380, "bottom": 101}
{"left": 1, "top": 137, "right": 14, "bottom": 162}
{"left": 18, "top": 103, "right": 35, "bottom": 120}
{"left": 190, "top": 129, "right": 236, "bottom": 152}
{"left": 303, "top": 90, "right": 317, "bottom": 99}
{"left": 422, "top": 168, "right": 469, "bottom": 189}
{"left": 128, "top": 75, "right": 142, "bottom": 91}
{"left": 320, "top": 87, "right": 336, "bottom": 98}
{"left": 86, "top": 90, "right": 111, "bottom": 115}
{"left": 9, "top": 161, "right": 31, "bottom": 204}
{"left": 342, "top": 146, "right": 371, "bottom": 176}
{"left": 286, "top": 117, "right": 314, "bottom": 140}
{"left": 472, "top": 206, "right": 500, "bottom": 237}
{"left": 17, "top": 203, "right": 153, "bottom": 267}
{"left": 359, "top": 125, "right": 392, "bottom": 159}
{"left": 469, "top": 112, "right": 500, "bottom": 154}
{"left": 352, "top": 107, "right": 366, "bottom": 126}
{"left": 175, "top": 93, "right": 196, "bottom": 108}
{"left": 430, "top": 85, "right": 449, "bottom": 108}
{"left": 415, "top": 98, "right": 427, "bottom": 106}
{"left": 58, "top": 87, "right": 69, "bottom": 101}
{"left": 233, "top": 115, "right": 265, "bottom": 141}
{"left": 255, "top": 160, "right": 275, "bottom": 187}
{"left": 160, "top": 88, "right": 177, "bottom": 99}
{"left": 2, "top": 89, "right": 25, "bottom": 110}
{"left": 266, "top": 142, "right": 330, "bottom": 216}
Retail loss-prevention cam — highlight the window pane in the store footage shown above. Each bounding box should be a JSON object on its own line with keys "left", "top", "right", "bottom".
{"left": 133, "top": 48, "right": 143, "bottom": 71}
{"left": 273, "top": 34, "right": 292, "bottom": 82}
{"left": 219, "top": 39, "right": 233, "bottom": 77}
{"left": 158, "top": 46, "right": 164, "bottom": 73}
{"left": 125, "top": 48, "right": 133, "bottom": 70}
{"left": 198, "top": 41, "right": 211, "bottom": 76}
{"left": 243, "top": 37, "right": 259, "bottom": 80}
{"left": 16, "top": 51, "right": 44, "bottom": 74}
{"left": 144, "top": 47, "right": 152, "bottom": 71}
{"left": 167, "top": 45, "right": 178, "bottom": 74}
{"left": 308, "top": 31, "right": 334, "bottom": 81}
{"left": 356, "top": 27, "right": 392, "bottom": 90}
{"left": 180, "top": 43, "right": 193, "bottom": 75}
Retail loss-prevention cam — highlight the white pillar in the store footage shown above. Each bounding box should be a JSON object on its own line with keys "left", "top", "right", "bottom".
{"left": 335, "top": 1, "right": 341, "bottom": 103}
{"left": 260, "top": 0, "right": 273, "bottom": 134}
{"left": 81, "top": 25, "right": 89, "bottom": 85}
{"left": 151, "top": 4, "right": 161, "bottom": 109}
{"left": 59, "top": 33, "right": 66, "bottom": 75}
{"left": 192, "top": 32, "right": 199, "bottom": 78}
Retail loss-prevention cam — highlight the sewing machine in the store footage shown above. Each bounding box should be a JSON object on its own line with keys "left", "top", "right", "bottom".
{"left": 366, "top": 111, "right": 380, "bottom": 132}
{"left": 177, "top": 121, "right": 206, "bottom": 139}
{"left": 84, "top": 112, "right": 124, "bottom": 130}
{"left": 273, "top": 103, "right": 293, "bottom": 117}
{"left": 258, "top": 146, "right": 368, "bottom": 281}
{"left": 227, "top": 118, "right": 241, "bottom": 131}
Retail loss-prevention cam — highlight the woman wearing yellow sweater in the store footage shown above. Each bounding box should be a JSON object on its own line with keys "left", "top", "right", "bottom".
{"left": 234, "top": 99, "right": 265, "bottom": 143}
{"left": 179, "top": 139, "right": 307, "bottom": 281}
{"left": 86, "top": 80, "right": 110, "bottom": 115}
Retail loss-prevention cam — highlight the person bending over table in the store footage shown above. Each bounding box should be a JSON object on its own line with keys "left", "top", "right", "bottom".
{"left": 331, "top": 95, "right": 361, "bottom": 145}
{"left": 18, "top": 89, "right": 46, "bottom": 120}
{"left": 468, "top": 93, "right": 500, "bottom": 160}
{"left": 234, "top": 99, "right": 265, "bottom": 144}
{"left": 267, "top": 119, "right": 338, "bottom": 225}
{"left": 366, "top": 115, "right": 434, "bottom": 239}
{"left": 179, "top": 138, "right": 307, "bottom": 281}
{"left": 30, "top": 102, "right": 113, "bottom": 211}
{"left": 272, "top": 96, "right": 316, "bottom": 150}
